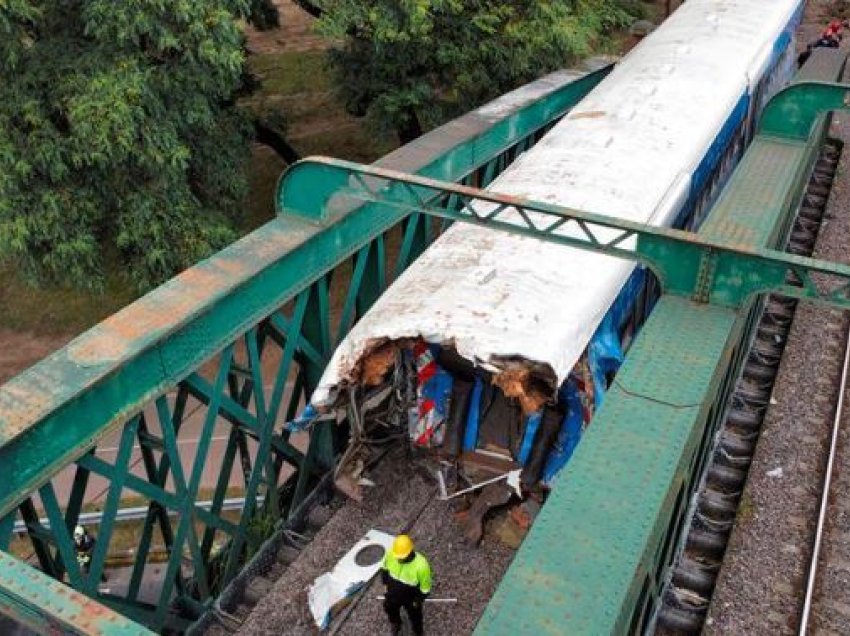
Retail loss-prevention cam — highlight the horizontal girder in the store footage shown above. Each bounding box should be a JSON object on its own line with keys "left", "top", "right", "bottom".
{"left": 760, "top": 80, "right": 850, "bottom": 140}
{"left": 279, "top": 155, "right": 850, "bottom": 311}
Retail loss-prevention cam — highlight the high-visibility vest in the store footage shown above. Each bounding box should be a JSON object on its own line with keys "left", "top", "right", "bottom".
{"left": 382, "top": 551, "right": 432, "bottom": 594}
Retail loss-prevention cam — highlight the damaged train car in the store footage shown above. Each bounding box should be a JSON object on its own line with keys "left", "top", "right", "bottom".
{"left": 291, "top": 0, "right": 803, "bottom": 551}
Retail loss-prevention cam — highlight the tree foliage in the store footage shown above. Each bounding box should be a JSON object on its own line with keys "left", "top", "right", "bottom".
{"left": 0, "top": 1, "right": 272, "bottom": 291}
{"left": 315, "top": 0, "right": 638, "bottom": 142}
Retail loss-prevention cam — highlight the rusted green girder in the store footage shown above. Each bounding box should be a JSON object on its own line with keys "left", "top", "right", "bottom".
{"left": 760, "top": 80, "right": 850, "bottom": 140}
{"left": 279, "top": 155, "right": 850, "bottom": 311}
{"left": 0, "top": 550, "right": 153, "bottom": 635}
{"left": 0, "top": 66, "right": 612, "bottom": 633}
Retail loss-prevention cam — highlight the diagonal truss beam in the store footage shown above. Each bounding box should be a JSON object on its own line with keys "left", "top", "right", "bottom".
{"left": 279, "top": 156, "right": 850, "bottom": 311}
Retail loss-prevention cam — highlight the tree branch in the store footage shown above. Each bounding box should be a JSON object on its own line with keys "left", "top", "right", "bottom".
{"left": 291, "top": 0, "right": 323, "bottom": 19}
{"left": 397, "top": 108, "right": 423, "bottom": 145}
{"left": 254, "top": 119, "right": 301, "bottom": 164}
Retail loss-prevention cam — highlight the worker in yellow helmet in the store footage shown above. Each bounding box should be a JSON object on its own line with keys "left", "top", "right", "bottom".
{"left": 381, "top": 534, "right": 432, "bottom": 636}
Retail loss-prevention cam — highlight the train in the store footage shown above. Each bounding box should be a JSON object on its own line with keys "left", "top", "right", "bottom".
{"left": 306, "top": 0, "right": 806, "bottom": 491}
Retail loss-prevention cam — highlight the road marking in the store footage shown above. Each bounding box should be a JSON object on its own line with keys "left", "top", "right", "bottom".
{"left": 95, "top": 435, "right": 232, "bottom": 455}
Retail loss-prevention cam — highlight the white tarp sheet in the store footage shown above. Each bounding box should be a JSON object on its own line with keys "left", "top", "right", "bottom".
{"left": 308, "top": 529, "right": 395, "bottom": 629}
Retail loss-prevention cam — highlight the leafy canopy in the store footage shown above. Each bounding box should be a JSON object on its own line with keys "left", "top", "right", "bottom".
{"left": 316, "top": 0, "right": 638, "bottom": 142}
{"left": 0, "top": 0, "right": 270, "bottom": 291}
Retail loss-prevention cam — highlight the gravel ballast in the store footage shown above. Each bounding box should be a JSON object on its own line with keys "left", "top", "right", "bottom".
{"left": 705, "top": 15, "right": 850, "bottom": 633}
{"left": 236, "top": 448, "right": 516, "bottom": 635}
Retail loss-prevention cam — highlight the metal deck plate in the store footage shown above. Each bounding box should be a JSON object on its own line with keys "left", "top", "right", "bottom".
{"left": 700, "top": 138, "right": 807, "bottom": 245}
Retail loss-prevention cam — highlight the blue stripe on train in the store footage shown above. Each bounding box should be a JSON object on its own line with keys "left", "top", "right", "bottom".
{"left": 544, "top": 8, "right": 804, "bottom": 484}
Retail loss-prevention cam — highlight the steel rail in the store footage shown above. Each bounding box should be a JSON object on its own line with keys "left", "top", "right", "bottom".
{"left": 799, "top": 320, "right": 850, "bottom": 634}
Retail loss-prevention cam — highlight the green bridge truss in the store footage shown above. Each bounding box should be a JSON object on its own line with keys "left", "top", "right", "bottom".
{"left": 476, "top": 53, "right": 850, "bottom": 634}
{"left": 2, "top": 56, "right": 850, "bottom": 634}
{"left": 0, "top": 66, "right": 610, "bottom": 634}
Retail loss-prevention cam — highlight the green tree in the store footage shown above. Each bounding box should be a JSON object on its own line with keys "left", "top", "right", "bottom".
{"left": 0, "top": 0, "right": 287, "bottom": 291}
{"left": 314, "top": 0, "right": 637, "bottom": 143}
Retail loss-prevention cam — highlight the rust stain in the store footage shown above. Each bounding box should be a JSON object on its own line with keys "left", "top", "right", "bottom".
{"left": 67, "top": 220, "right": 318, "bottom": 367}
{"left": 0, "top": 380, "right": 56, "bottom": 442}
{"left": 0, "top": 553, "right": 144, "bottom": 634}
{"left": 238, "top": 221, "right": 316, "bottom": 262}
{"left": 359, "top": 341, "right": 399, "bottom": 386}
{"left": 69, "top": 260, "right": 255, "bottom": 366}
{"left": 496, "top": 192, "right": 532, "bottom": 206}
{"left": 67, "top": 269, "right": 218, "bottom": 365}
{"left": 492, "top": 367, "right": 550, "bottom": 414}
{"left": 87, "top": 601, "right": 109, "bottom": 616}
{"left": 212, "top": 256, "right": 252, "bottom": 277}
{"left": 1, "top": 220, "right": 322, "bottom": 442}
{"left": 568, "top": 110, "right": 607, "bottom": 120}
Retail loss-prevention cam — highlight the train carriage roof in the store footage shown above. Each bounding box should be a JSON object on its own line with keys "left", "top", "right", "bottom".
{"left": 313, "top": 0, "right": 802, "bottom": 406}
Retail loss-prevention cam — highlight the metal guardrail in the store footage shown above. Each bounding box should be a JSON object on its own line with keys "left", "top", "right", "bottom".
{"left": 0, "top": 66, "right": 615, "bottom": 633}
{"left": 10, "top": 498, "right": 259, "bottom": 535}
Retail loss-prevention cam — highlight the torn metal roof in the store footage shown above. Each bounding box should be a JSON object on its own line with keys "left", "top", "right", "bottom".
{"left": 313, "top": 0, "right": 801, "bottom": 406}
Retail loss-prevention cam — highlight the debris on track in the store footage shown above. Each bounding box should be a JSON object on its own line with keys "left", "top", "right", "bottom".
{"left": 236, "top": 448, "right": 515, "bottom": 635}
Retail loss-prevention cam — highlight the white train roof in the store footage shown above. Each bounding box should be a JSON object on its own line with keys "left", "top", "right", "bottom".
{"left": 313, "top": 0, "right": 801, "bottom": 406}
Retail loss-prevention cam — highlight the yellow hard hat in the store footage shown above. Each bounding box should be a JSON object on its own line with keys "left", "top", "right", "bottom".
{"left": 392, "top": 534, "right": 414, "bottom": 559}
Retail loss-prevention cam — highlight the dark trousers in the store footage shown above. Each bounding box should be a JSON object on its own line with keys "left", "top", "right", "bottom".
{"left": 383, "top": 595, "right": 424, "bottom": 635}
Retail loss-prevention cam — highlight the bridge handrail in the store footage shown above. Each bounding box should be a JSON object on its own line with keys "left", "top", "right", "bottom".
{"left": 0, "top": 65, "right": 610, "bottom": 516}
{"left": 279, "top": 143, "right": 850, "bottom": 311}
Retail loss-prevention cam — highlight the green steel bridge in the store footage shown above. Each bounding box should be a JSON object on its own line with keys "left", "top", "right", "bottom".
{"left": 2, "top": 51, "right": 850, "bottom": 634}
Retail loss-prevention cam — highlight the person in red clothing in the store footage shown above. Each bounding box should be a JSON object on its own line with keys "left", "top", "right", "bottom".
{"left": 821, "top": 19, "right": 844, "bottom": 45}
{"left": 799, "top": 18, "right": 847, "bottom": 66}
{"left": 826, "top": 19, "right": 844, "bottom": 36}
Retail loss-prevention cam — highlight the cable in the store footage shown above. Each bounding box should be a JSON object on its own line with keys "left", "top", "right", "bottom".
{"left": 799, "top": 321, "right": 850, "bottom": 635}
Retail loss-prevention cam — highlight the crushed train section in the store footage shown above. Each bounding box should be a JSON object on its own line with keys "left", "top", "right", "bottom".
{"left": 204, "top": 2, "right": 809, "bottom": 633}
{"left": 0, "top": 1, "right": 823, "bottom": 634}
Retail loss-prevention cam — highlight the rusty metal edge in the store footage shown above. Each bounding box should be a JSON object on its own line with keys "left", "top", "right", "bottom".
{"left": 0, "top": 550, "right": 154, "bottom": 635}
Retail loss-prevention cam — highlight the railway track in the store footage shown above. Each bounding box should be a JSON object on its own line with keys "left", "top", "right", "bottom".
{"left": 799, "top": 317, "right": 850, "bottom": 634}
{"left": 203, "top": 502, "right": 337, "bottom": 635}
{"left": 655, "top": 140, "right": 844, "bottom": 635}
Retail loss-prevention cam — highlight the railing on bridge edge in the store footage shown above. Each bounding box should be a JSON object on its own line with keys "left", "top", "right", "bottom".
{"left": 0, "top": 65, "right": 611, "bottom": 633}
